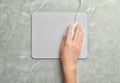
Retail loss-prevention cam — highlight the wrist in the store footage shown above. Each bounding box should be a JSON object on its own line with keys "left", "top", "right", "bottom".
{"left": 62, "top": 63, "right": 77, "bottom": 83}
{"left": 61, "top": 60, "right": 76, "bottom": 70}
{"left": 62, "top": 62, "right": 76, "bottom": 73}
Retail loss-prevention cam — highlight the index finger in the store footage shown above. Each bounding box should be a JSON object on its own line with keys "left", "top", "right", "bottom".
{"left": 66, "top": 24, "right": 72, "bottom": 40}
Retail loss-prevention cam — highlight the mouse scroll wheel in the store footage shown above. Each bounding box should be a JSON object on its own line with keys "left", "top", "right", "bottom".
{"left": 73, "top": 24, "right": 77, "bottom": 31}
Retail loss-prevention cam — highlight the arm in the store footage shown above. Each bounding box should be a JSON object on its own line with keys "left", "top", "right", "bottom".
{"left": 60, "top": 24, "right": 84, "bottom": 83}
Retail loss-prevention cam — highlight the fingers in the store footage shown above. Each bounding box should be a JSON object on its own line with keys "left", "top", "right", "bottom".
{"left": 66, "top": 23, "right": 84, "bottom": 47}
{"left": 66, "top": 24, "right": 72, "bottom": 40}
{"left": 61, "top": 24, "right": 72, "bottom": 50}
{"left": 79, "top": 34, "right": 84, "bottom": 47}
{"left": 73, "top": 24, "right": 80, "bottom": 42}
{"left": 61, "top": 35, "right": 66, "bottom": 50}
{"left": 73, "top": 24, "right": 84, "bottom": 47}
{"left": 78, "top": 25, "right": 84, "bottom": 46}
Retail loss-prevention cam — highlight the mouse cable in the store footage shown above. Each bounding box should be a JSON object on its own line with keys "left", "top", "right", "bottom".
{"left": 74, "top": 0, "right": 81, "bottom": 24}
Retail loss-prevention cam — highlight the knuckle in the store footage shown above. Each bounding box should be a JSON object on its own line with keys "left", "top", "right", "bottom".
{"left": 73, "top": 43, "right": 79, "bottom": 49}
{"left": 65, "top": 41, "right": 70, "bottom": 47}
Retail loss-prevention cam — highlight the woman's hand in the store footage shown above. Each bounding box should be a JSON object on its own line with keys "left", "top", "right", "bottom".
{"left": 60, "top": 24, "right": 84, "bottom": 83}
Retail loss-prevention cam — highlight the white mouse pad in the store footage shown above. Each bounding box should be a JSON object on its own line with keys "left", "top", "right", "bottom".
{"left": 32, "top": 12, "right": 87, "bottom": 59}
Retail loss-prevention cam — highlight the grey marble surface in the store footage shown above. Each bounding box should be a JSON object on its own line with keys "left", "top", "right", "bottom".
{"left": 0, "top": 0, "right": 120, "bottom": 83}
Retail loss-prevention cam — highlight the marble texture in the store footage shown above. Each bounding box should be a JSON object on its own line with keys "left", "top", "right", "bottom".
{"left": 0, "top": 0, "right": 120, "bottom": 83}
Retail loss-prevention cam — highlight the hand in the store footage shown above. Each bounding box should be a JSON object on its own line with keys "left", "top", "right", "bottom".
{"left": 60, "top": 24, "right": 84, "bottom": 83}
{"left": 60, "top": 24, "right": 84, "bottom": 68}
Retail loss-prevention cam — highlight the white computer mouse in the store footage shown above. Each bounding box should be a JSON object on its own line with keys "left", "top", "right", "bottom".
{"left": 71, "top": 23, "right": 78, "bottom": 39}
